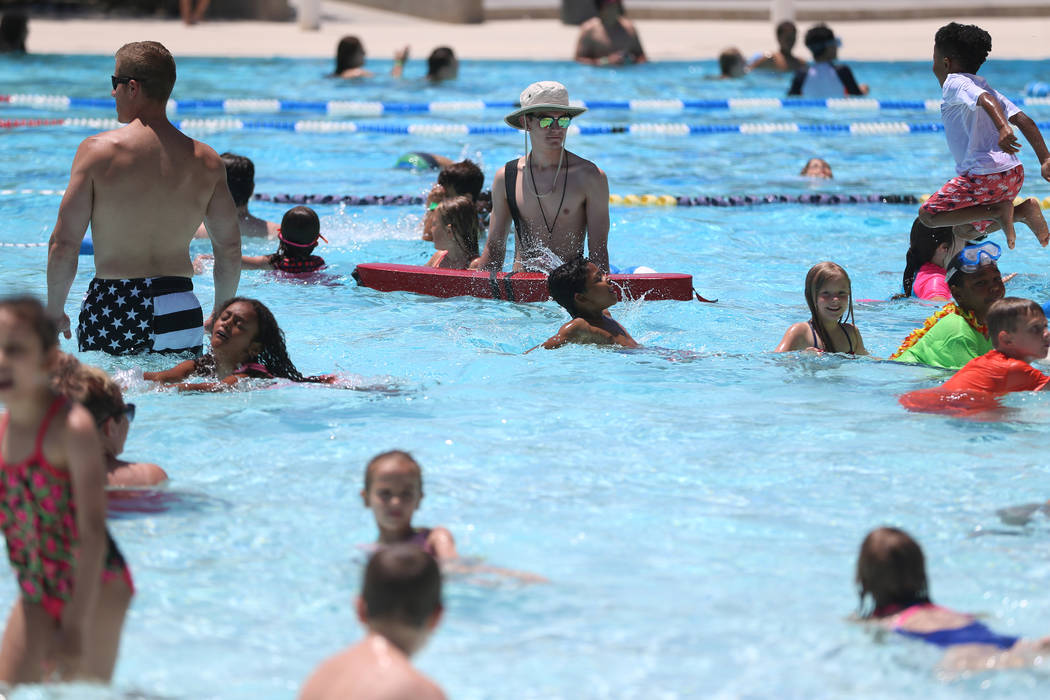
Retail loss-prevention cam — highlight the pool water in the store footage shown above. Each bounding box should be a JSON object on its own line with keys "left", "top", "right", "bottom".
{"left": 4, "top": 54, "right": 1050, "bottom": 698}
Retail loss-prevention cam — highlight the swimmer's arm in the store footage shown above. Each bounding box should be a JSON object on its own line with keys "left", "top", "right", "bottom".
{"left": 1009, "top": 111, "right": 1050, "bottom": 181}
{"left": 169, "top": 374, "right": 246, "bottom": 393}
{"left": 61, "top": 404, "right": 108, "bottom": 673}
{"left": 774, "top": 322, "right": 812, "bottom": 352}
{"left": 427, "top": 527, "right": 459, "bottom": 561}
{"left": 240, "top": 255, "right": 273, "bottom": 270}
{"left": 391, "top": 46, "right": 408, "bottom": 78}
{"left": 202, "top": 160, "right": 242, "bottom": 311}
{"left": 978, "top": 93, "right": 1020, "bottom": 154}
{"left": 477, "top": 168, "right": 511, "bottom": 270}
{"left": 47, "top": 139, "right": 98, "bottom": 338}
{"left": 585, "top": 167, "right": 611, "bottom": 272}
{"left": 143, "top": 359, "right": 198, "bottom": 383}
{"left": 538, "top": 318, "right": 617, "bottom": 350}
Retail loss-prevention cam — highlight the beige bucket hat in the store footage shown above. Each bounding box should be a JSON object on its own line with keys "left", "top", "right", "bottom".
{"left": 504, "top": 81, "right": 587, "bottom": 129}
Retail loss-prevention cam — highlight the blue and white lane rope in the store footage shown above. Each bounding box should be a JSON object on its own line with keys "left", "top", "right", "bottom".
{"left": 6, "top": 94, "right": 1050, "bottom": 115}
{"left": 0, "top": 117, "right": 1012, "bottom": 135}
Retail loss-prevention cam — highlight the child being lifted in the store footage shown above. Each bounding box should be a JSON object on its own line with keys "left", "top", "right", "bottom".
{"left": 918, "top": 22, "right": 1050, "bottom": 250}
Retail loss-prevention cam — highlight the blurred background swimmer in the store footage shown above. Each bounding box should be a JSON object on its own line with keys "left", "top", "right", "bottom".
{"left": 800, "top": 157, "right": 832, "bottom": 179}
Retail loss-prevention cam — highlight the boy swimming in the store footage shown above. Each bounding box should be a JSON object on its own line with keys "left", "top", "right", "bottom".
{"left": 534, "top": 256, "right": 637, "bottom": 350}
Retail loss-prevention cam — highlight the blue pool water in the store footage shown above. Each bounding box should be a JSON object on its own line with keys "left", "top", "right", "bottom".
{"left": 4, "top": 54, "right": 1050, "bottom": 698}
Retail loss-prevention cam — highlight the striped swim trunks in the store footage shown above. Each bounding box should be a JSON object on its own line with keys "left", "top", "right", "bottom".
{"left": 77, "top": 276, "right": 204, "bottom": 355}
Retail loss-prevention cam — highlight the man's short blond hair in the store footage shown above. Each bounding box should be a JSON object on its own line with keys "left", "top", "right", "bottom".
{"left": 115, "top": 41, "right": 176, "bottom": 101}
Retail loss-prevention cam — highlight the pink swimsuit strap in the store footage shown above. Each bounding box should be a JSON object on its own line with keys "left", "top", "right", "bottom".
{"left": 0, "top": 396, "right": 66, "bottom": 469}
{"left": 895, "top": 603, "right": 954, "bottom": 626}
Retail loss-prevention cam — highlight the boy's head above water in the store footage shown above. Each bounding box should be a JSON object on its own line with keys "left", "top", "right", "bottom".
{"left": 986, "top": 297, "right": 1050, "bottom": 360}
{"left": 548, "top": 257, "right": 618, "bottom": 318}
{"left": 933, "top": 22, "right": 991, "bottom": 75}
{"left": 361, "top": 544, "right": 442, "bottom": 630}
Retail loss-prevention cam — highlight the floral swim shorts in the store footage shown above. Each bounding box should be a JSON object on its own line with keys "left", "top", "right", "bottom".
{"left": 920, "top": 164, "right": 1024, "bottom": 234}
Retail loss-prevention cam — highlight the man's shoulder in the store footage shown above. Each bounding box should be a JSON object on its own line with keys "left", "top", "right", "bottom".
{"left": 566, "top": 152, "right": 604, "bottom": 177}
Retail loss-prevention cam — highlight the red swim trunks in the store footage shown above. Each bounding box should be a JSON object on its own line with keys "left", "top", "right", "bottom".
{"left": 920, "top": 164, "right": 1024, "bottom": 234}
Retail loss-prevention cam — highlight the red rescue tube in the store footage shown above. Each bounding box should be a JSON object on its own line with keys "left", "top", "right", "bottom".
{"left": 352, "top": 263, "right": 695, "bottom": 302}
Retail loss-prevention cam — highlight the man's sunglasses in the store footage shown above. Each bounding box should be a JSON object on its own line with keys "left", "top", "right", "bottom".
{"left": 113, "top": 403, "right": 136, "bottom": 423}
{"left": 111, "top": 75, "right": 134, "bottom": 90}
{"left": 535, "top": 116, "right": 572, "bottom": 129}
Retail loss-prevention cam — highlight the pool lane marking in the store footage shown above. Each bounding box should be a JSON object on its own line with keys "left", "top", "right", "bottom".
{"left": 10, "top": 94, "right": 1050, "bottom": 114}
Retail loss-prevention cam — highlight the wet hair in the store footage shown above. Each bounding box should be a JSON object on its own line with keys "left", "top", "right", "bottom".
{"left": 856, "top": 527, "right": 930, "bottom": 618}
{"left": 203, "top": 297, "right": 324, "bottom": 383}
{"left": 804, "top": 23, "right": 836, "bottom": 59}
{"left": 902, "top": 218, "right": 954, "bottom": 296}
{"left": 718, "top": 48, "right": 746, "bottom": 78}
{"left": 362, "top": 544, "right": 442, "bottom": 627}
{"left": 0, "top": 12, "right": 28, "bottom": 53}
{"left": 547, "top": 256, "right": 592, "bottom": 318}
{"left": 334, "top": 36, "right": 365, "bottom": 73}
{"left": 935, "top": 22, "right": 992, "bottom": 73}
{"left": 364, "top": 450, "right": 423, "bottom": 494}
{"left": 426, "top": 47, "right": 457, "bottom": 81}
{"left": 803, "top": 262, "right": 855, "bottom": 353}
{"left": 436, "top": 196, "right": 480, "bottom": 260}
{"left": 799, "top": 157, "right": 831, "bottom": 177}
{"left": 437, "top": 160, "right": 484, "bottom": 200}
{"left": 775, "top": 20, "right": 796, "bottom": 43}
{"left": 51, "top": 355, "right": 124, "bottom": 425}
{"left": 220, "top": 153, "right": 255, "bottom": 207}
{"left": 270, "top": 206, "right": 320, "bottom": 263}
{"left": 986, "top": 297, "right": 1044, "bottom": 343}
{"left": 0, "top": 296, "right": 58, "bottom": 352}
{"left": 115, "top": 41, "right": 177, "bottom": 101}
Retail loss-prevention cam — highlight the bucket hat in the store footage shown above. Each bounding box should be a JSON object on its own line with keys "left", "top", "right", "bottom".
{"left": 504, "top": 81, "right": 587, "bottom": 129}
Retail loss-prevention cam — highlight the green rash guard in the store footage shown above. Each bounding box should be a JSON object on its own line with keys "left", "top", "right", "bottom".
{"left": 894, "top": 312, "right": 992, "bottom": 370}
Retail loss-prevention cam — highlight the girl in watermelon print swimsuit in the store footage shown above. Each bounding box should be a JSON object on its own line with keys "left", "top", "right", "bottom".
{"left": 0, "top": 297, "right": 132, "bottom": 684}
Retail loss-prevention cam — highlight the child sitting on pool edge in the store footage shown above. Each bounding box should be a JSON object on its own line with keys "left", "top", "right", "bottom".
{"left": 855, "top": 527, "right": 1050, "bottom": 671}
{"left": 298, "top": 545, "right": 446, "bottom": 700}
{"left": 775, "top": 261, "right": 868, "bottom": 355}
{"left": 144, "top": 297, "right": 335, "bottom": 391}
{"left": 533, "top": 256, "right": 638, "bottom": 351}
{"left": 52, "top": 354, "right": 167, "bottom": 488}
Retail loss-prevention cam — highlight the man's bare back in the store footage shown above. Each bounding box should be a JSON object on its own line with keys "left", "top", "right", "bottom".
{"left": 46, "top": 41, "right": 240, "bottom": 354}
{"left": 85, "top": 123, "right": 228, "bottom": 278}
{"left": 299, "top": 635, "right": 445, "bottom": 700}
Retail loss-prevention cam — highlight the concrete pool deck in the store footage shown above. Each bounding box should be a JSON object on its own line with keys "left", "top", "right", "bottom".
{"left": 21, "top": 2, "right": 1050, "bottom": 61}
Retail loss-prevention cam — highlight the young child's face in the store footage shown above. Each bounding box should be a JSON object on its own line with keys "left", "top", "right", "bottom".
{"left": 210, "top": 301, "right": 260, "bottom": 362}
{"left": 0, "top": 310, "right": 53, "bottom": 402}
{"left": 1001, "top": 311, "right": 1050, "bottom": 361}
{"left": 362, "top": 457, "right": 423, "bottom": 534}
{"left": 577, "top": 262, "right": 618, "bottom": 311}
{"left": 813, "top": 275, "right": 850, "bottom": 322}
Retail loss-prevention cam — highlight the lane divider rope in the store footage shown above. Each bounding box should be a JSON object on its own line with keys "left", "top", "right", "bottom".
{"left": 6, "top": 93, "right": 1050, "bottom": 115}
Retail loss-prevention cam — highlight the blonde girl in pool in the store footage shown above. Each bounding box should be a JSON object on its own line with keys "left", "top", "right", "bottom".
{"left": 775, "top": 261, "right": 869, "bottom": 355}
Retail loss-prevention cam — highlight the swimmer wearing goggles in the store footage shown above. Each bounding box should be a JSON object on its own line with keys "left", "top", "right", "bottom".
{"left": 945, "top": 241, "right": 1001, "bottom": 281}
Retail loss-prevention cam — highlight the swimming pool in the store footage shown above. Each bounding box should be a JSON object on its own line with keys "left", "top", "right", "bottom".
{"left": 4, "top": 53, "right": 1050, "bottom": 698}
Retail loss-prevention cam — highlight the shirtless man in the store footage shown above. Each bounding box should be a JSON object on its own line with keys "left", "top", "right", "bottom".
{"left": 299, "top": 545, "right": 446, "bottom": 700}
{"left": 46, "top": 41, "right": 240, "bottom": 356}
{"left": 574, "top": 0, "right": 646, "bottom": 66}
{"left": 476, "top": 81, "right": 610, "bottom": 273}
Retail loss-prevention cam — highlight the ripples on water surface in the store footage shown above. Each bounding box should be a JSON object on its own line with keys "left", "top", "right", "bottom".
{"left": 3, "top": 54, "right": 1050, "bottom": 698}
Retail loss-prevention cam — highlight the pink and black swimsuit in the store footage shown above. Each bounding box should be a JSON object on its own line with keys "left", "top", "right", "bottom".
{"left": 0, "top": 398, "right": 133, "bottom": 622}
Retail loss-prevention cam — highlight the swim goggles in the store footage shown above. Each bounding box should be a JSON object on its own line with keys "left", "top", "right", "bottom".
{"left": 277, "top": 228, "right": 328, "bottom": 247}
{"left": 535, "top": 116, "right": 572, "bottom": 129}
{"left": 946, "top": 240, "right": 1001, "bottom": 281}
